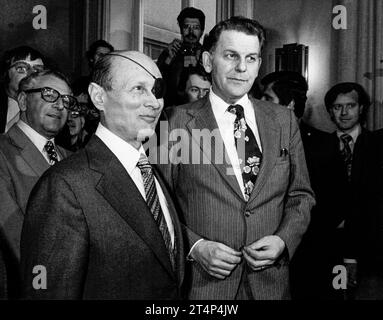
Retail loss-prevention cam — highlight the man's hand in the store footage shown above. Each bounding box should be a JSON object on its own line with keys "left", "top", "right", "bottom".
{"left": 242, "top": 235, "right": 285, "bottom": 271}
{"left": 165, "top": 39, "right": 182, "bottom": 64}
{"left": 190, "top": 240, "right": 242, "bottom": 280}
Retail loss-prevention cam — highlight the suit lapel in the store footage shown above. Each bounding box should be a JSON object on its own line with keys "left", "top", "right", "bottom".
{"left": 87, "top": 137, "right": 176, "bottom": 280}
{"left": 248, "top": 99, "right": 279, "bottom": 203}
{"left": 185, "top": 98, "right": 244, "bottom": 200}
{"left": 7, "top": 125, "right": 50, "bottom": 176}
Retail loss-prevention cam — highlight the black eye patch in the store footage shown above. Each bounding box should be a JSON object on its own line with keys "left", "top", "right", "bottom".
{"left": 152, "top": 78, "right": 166, "bottom": 99}
{"left": 106, "top": 53, "right": 166, "bottom": 99}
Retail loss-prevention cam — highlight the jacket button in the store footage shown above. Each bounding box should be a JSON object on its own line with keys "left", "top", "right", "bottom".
{"left": 245, "top": 211, "right": 251, "bottom": 217}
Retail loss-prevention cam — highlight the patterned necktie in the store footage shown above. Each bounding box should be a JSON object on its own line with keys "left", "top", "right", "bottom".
{"left": 228, "top": 104, "right": 262, "bottom": 202}
{"left": 44, "top": 140, "right": 58, "bottom": 165}
{"left": 340, "top": 133, "right": 353, "bottom": 179}
{"left": 137, "top": 153, "right": 176, "bottom": 270}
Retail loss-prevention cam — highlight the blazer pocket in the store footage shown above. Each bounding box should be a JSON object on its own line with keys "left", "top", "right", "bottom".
{"left": 275, "top": 156, "right": 289, "bottom": 165}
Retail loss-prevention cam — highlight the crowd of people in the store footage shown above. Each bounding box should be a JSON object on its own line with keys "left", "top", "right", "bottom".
{"left": 0, "top": 7, "right": 382, "bottom": 300}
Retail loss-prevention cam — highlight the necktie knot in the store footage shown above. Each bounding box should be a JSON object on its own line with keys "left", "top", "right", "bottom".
{"left": 340, "top": 133, "right": 352, "bottom": 146}
{"left": 44, "top": 140, "right": 58, "bottom": 165}
{"left": 137, "top": 153, "right": 151, "bottom": 172}
{"left": 228, "top": 104, "right": 245, "bottom": 119}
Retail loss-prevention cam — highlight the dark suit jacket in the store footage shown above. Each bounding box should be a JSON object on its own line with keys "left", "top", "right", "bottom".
{"left": 156, "top": 96, "right": 315, "bottom": 299}
{"left": 301, "top": 129, "right": 380, "bottom": 262}
{"left": 20, "top": 136, "right": 185, "bottom": 299}
{"left": 0, "top": 124, "right": 69, "bottom": 299}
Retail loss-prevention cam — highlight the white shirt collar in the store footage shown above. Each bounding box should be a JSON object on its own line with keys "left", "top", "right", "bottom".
{"left": 95, "top": 123, "right": 145, "bottom": 175}
{"left": 209, "top": 89, "right": 251, "bottom": 118}
{"left": 17, "top": 120, "right": 55, "bottom": 152}
{"left": 336, "top": 124, "right": 361, "bottom": 143}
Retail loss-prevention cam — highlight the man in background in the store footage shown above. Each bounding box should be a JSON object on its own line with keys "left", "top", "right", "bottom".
{"left": 321, "top": 82, "right": 381, "bottom": 299}
{"left": 176, "top": 64, "right": 211, "bottom": 104}
{"left": 0, "top": 46, "right": 45, "bottom": 133}
{"left": 0, "top": 69, "right": 72, "bottom": 299}
{"left": 157, "top": 7, "right": 205, "bottom": 106}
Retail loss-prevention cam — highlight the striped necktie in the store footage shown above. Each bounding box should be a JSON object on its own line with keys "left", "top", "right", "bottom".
{"left": 137, "top": 153, "right": 176, "bottom": 270}
{"left": 340, "top": 133, "right": 353, "bottom": 179}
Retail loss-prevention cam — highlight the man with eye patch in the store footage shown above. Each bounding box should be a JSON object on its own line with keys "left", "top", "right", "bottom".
{"left": 20, "top": 51, "right": 184, "bottom": 299}
{"left": 0, "top": 69, "right": 72, "bottom": 299}
{"left": 0, "top": 46, "right": 46, "bottom": 134}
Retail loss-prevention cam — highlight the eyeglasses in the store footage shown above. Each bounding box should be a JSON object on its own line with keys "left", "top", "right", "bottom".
{"left": 331, "top": 102, "right": 358, "bottom": 112}
{"left": 182, "top": 24, "right": 201, "bottom": 31}
{"left": 24, "top": 87, "right": 79, "bottom": 111}
{"left": 9, "top": 61, "right": 45, "bottom": 75}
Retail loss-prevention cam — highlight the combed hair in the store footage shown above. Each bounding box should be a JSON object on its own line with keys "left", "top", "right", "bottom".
{"left": 324, "top": 82, "right": 370, "bottom": 123}
{"left": 1, "top": 46, "right": 45, "bottom": 84}
{"left": 178, "top": 64, "right": 211, "bottom": 92}
{"left": 90, "top": 53, "right": 115, "bottom": 91}
{"left": 262, "top": 71, "right": 308, "bottom": 119}
{"left": 18, "top": 69, "right": 71, "bottom": 93}
{"left": 177, "top": 7, "right": 206, "bottom": 31}
{"left": 203, "top": 16, "right": 266, "bottom": 53}
{"left": 86, "top": 40, "right": 114, "bottom": 62}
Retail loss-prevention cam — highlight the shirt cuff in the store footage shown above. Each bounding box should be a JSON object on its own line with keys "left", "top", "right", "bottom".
{"left": 186, "top": 239, "right": 204, "bottom": 261}
{"left": 343, "top": 258, "right": 357, "bottom": 264}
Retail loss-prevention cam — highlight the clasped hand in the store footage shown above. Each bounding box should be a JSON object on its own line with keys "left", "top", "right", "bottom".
{"left": 191, "top": 235, "right": 285, "bottom": 279}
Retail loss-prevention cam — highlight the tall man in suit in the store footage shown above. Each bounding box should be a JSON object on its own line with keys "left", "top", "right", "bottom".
{"left": 323, "top": 82, "right": 382, "bottom": 299}
{"left": 20, "top": 51, "right": 184, "bottom": 299}
{"left": 0, "top": 69, "right": 72, "bottom": 299}
{"left": 156, "top": 16, "right": 315, "bottom": 299}
{"left": 0, "top": 46, "right": 45, "bottom": 133}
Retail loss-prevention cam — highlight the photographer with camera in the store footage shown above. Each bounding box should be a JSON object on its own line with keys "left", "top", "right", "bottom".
{"left": 157, "top": 7, "right": 205, "bottom": 107}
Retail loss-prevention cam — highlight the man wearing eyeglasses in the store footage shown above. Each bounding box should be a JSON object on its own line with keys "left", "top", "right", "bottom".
{"left": 318, "top": 82, "right": 381, "bottom": 299}
{"left": 0, "top": 46, "right": 45, "bottom": 134}
{"left": 157, "top": 7, "right": 206, "bottom": 107}
{"left": 0, "top": 69, "right": 72, "bottom": 299}
{"left": 20, "top": 51, "right": 184, "bottom": 299}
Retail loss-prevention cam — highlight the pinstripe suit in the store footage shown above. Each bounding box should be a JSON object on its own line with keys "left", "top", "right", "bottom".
{"left": 156, "top": 95, "right": 315, "bottom": 299}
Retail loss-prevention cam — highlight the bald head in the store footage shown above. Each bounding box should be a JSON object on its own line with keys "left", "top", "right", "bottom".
{"left": 91, "top": 50, "right": 162, "bottom": 92}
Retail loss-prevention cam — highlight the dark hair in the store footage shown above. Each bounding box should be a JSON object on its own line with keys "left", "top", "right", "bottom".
{"left": 177, "top": 7, "right": 205, "bottom": 31}
{"left": 1, "top": 46, "right": 45, "bottom": 84}
{"left": 91, "top": 54, "right": 115, "bottom": 91}
{"left": 324, "top": 82, "right": 370, "bottom": 123}
{"left": 86, "top": 40, "right": 114, "bottom": 62}
{"left": 261, "top": 71, "right": 308, "bottom": 118}
{"left": 178, "top": 64, "right": 211, "bottom": 92}
{"left": 203, "top": 16, "right": 266, "bottom": 53}
{"left": 18, "top": 69, "right": 71, "bottom": 93}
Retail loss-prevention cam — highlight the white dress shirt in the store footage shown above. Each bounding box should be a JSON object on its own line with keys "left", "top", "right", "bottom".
{"left": 95, "top": 123, "right": 175, "bottom": 247}
{"left": 17, "top": 120, "right": 60, "bottom": 164}
{"left": 5, "top": 97, "right": 20, "bottom": 133}
{"left": 210, "top": 89, "right": 262, "bottom": 199}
